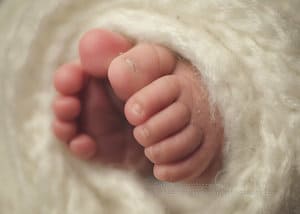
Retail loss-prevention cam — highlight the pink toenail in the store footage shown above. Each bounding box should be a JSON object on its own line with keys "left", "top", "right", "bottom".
{"left": 132, "top": 103, "right": 144, "bottom": 117}
{"left": 125, "top": 58, "right": 137, "bottom": 72}
{"left": 140, "top": 126, "right": 150, "bottom": 139}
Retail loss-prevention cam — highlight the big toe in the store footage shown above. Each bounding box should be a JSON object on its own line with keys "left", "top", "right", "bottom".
{"left": 79, "top": 29, "right": 133, "bottom": 77}
{"left": 108, "top": 43, "right": 177, "bottom": 100}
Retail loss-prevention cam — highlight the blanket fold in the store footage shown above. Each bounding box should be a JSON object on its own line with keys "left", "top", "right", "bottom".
{"left": 0, "top": 0, "right": 299, "bottom": 213}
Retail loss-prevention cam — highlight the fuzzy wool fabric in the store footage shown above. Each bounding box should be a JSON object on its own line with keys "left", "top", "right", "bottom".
{"left": 0, "top": 0, "right": 299, "bottom": 214}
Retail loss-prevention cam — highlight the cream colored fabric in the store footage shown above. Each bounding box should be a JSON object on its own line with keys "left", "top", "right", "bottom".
{"left": 0, "top": 0, "right": 299, "bottom": 213}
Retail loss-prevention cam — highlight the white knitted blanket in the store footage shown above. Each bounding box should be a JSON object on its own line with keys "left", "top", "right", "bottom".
{"left": 0, "top": 0, "right": 299, "bottom": 213}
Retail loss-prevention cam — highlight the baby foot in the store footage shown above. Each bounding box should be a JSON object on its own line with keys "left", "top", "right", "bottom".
{"left": 52, "top": 29, "right": 152, "bottom": 173}
{"left": 108, "top": 41, "right": 224, "bottom": 183}
{"left": 52, "top": 29, "right": 224, "bottom": 183}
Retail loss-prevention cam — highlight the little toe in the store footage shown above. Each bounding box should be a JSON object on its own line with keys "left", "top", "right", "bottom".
{"left": 108, "top": 43, "right": 176, "bottom": 100}
{"left": 54, "top": 63, "right": 86, "bottom": 95}
{"left": 69, "top": 134, "right": 97, "bottom": 160}
{"left": 184, "top": 145, "right": 223, "bottom": 184}
{"left": 52, "top": 119, "right": 77, "bottom": 142}
{"left": 79, "top": 29, "right": 132, "bottom": 77}
{"left": 53, "top": 95, "right": 81, "bottom": 121}
{"left": 152, "top": 134, "right": 219, "bottom": 182}
{"left": 125, "top": 75, "right": 180, "bottom": 126}
{"left": 134, "top": 101, "right": 191, "bottom": 147}
{"left": 144, "top": 124, "right": 202, "bottom": 164}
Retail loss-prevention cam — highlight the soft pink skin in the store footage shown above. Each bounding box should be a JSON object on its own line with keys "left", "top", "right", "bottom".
{"left": 52, "top": 29, "right": 224, "bottom": 183}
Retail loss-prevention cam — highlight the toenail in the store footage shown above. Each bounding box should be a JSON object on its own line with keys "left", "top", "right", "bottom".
{"left": 140, "top": 126, "right": 150, "bottom": 139}
{"left": 125, "top": 58, "right": 137, "bottom": 72}
{"left": 131, "top": 103, "right": 144, "bottom": 117}
{"left": 154, "top": 166, "right": 169, "bottom": 181}
{"left": 144, "top": 147, "right": 154, "bottom": 161}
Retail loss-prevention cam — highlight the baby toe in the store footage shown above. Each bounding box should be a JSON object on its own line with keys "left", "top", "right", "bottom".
{"left": 54, "top": 63, "right": 86, "bottom": 95}
{"left": 53, "top": 95, "right": 81, "bottom": 121}
{"left": 69, "top": 134, "right": 97, "bottom": 160}
{"left": 52, "top": 119, "right": 77, "bottom": 142}
{"left": 108, "top": 43, "right": 176, "bottom": 100}
{"left": 184, "top": 147, "right": 223, "bottom": 184}
{"left": 134, "top": 102, "right": 191, "bottom": 147}
{"left": 152, "top": 134, "right": 219, "bottom": 182}
{"left": 125, "top": 75, "right": 180, "bottom": 126}
{"left": 79, "top": 29, "right": 132, "bottom": 77}
{"left": 144, "top": 124, "right": 202, "bottom": 164}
